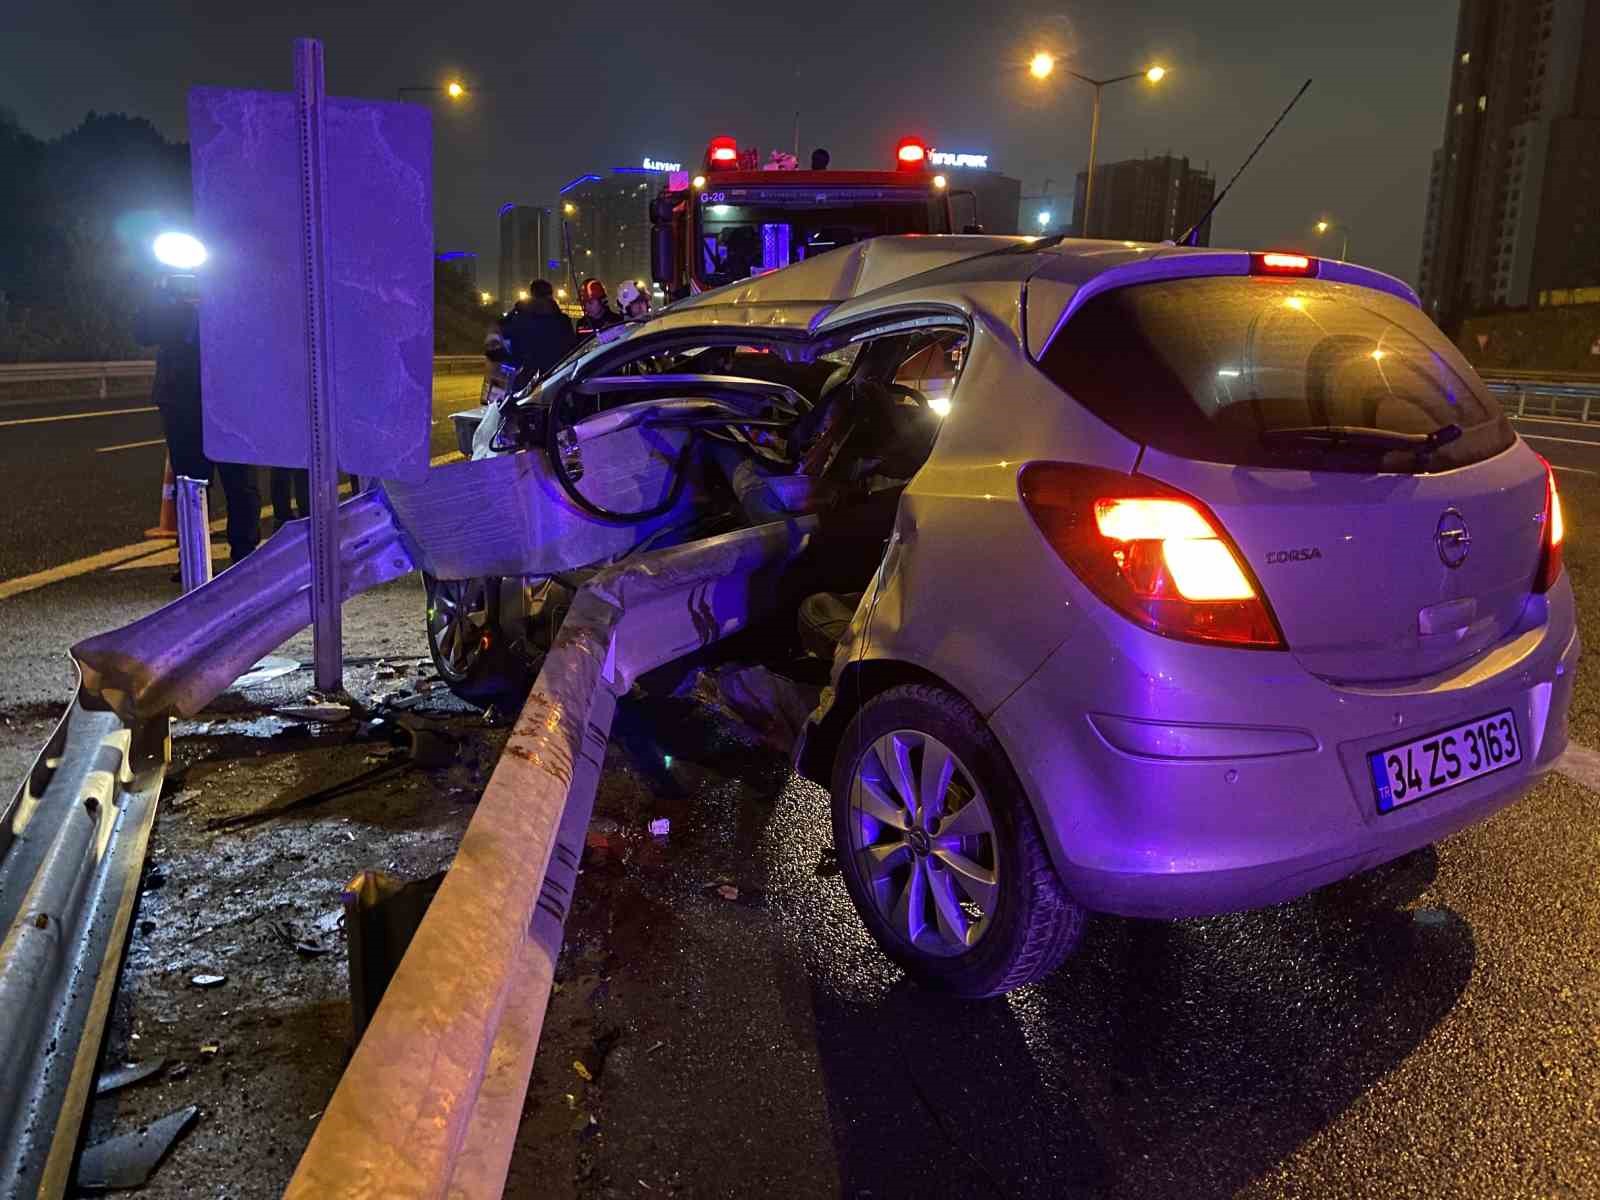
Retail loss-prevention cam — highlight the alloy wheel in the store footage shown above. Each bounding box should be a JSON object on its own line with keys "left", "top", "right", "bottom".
{"left": 847, "top": 729, "right": 1000, "bottom": 957}
{"left": 427, "top": 578, "right": 491, "bottom": 680}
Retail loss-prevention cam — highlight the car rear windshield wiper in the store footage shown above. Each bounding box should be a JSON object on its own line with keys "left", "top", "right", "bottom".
{"left": 1259, "top": 423, "right": 1463, "bottom": 458}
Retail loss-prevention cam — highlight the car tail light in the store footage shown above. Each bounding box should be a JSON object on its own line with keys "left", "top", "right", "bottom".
{"left": 1251, "top": 252, "right": 1318, "bottom": 277}
{"left": 706, "top": 136, "right": 739, "bottom": 169}
{"left": 895, "top": 136, "right": 928, "bottom": 170}
{"left": 1536, "top": 456, "right": 1565, "bottom": 592}
{"left": 1018, "top": 463, "right": 1286, "bottom": 649}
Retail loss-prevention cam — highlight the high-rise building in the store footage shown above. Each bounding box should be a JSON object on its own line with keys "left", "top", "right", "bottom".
{"left": 436, "top": 250, "right": 478, "bottom": 291}
{"left": 560, "top": 167, "right": 675, "bottom": 298}
{"left": 497, "top": 204, "right": 558, "bottom": 306}
{"left": 1418, "top": 0, "right": 1600, "bottom": 329}
{"left": 1070, "top": 155, "right": 1215, "bottom": 245}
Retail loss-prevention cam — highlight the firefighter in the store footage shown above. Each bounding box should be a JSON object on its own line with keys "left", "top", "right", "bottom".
{"left": 576, "top": 278, "right": 622, "bottom": 338}
{"left": 617, "top": 279, "right": 652, "bottom": 322}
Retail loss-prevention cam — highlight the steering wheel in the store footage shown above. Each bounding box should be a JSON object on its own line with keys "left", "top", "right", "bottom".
{"left": 544, "top": 390, "right": 806, "bottom": 524}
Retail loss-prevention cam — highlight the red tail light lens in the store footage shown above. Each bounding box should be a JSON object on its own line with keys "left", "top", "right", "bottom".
{"left": 1252, "top": 252, "right": 1318, "bottom": 277}
{"left": 1019, "top": 463, "right": 1286, "bottom": 649}
{"left": 1536, "top": 456, "right": 1565, "bottom": 592}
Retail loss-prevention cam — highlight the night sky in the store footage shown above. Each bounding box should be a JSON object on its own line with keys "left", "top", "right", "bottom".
{"left": 3, "top": 0, "right": 1458, "bottom": 287}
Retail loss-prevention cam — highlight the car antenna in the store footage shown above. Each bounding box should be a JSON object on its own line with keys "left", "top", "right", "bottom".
{"left": 1177, "top": 78, "right": 1312, "bottom": 248}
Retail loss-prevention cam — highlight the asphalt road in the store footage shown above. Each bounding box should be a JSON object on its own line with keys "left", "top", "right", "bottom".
{"left": 1509, "top": 413, "right": 1600, "bottom": 476}
{"left": 0, "top": 374, "right": 484, "bottom": 584}
{"left": 0, "top": 384, "right": 1596, "bottom": 1196}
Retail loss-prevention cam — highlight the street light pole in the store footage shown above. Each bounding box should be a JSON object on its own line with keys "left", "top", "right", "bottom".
{"left": 1084, "top": 81, "right": 1104, "bottom": 237}
{"left": 1030, "top": 56, "right": 1167, "bottom": 239}
{"left": 1315, "top": 220, "right": 1352, "bottom": 262}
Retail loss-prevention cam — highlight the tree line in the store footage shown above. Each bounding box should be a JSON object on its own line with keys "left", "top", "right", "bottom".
{"left": 0, "top": 107, "right": 485, "bottom": 362}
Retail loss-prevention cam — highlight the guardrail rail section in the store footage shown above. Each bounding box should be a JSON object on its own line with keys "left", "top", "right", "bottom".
{"left": 0, "top": 466, "right": 814, "bottom": 1199}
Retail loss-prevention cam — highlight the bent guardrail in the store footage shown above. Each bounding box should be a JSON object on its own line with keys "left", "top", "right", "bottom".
{"left": 0, "top": 491, "right": 415, "bottom": 1199}
{"left": 285, "top": 517, "right": 815, "bottom": 1199}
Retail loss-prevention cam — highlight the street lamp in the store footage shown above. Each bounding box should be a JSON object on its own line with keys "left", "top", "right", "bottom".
{"left": 1031, "top": 54, "right": 1170, "bottom": 238}
{"left": 397, "top": 80, "right": 470, "bottom": 101}
{"left": 563, "top": 202, "right": 577, "bottom": 216}
{"left": 1037, "top": 210, "right": 1054, "bottom": 229}
{"left": 479, "top": 291, "right": 492, "bottom": 305}
{"left": 1314, "top": 219, "right": 1351, "bottom": 262}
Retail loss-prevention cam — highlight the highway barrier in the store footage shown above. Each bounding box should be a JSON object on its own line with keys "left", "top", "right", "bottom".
{"left": 0, "top": 356, "right": 484, "bottom": 401}
{"left": 2, "top": 462, "right": 814, "bottom": 1197}
{"left": 1481, "top": 372, "right": 1600, "bottom": 423}
{"left": 285, "top": 517, "right": 813, "bottom": 1198}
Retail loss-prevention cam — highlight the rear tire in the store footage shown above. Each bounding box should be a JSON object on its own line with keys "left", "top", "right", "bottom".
{"left": 830, "top": 683, "right": 1085, "bottom": 998}
{"left": 423, "top": 575, "right": 535, "bottom": 708}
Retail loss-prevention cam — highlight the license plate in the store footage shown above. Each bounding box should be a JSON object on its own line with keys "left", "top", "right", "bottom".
{"left": 1368, "top": 709, "right": 1521, "bottom": 813}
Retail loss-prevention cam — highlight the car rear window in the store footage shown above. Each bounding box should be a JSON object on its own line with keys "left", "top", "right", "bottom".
{"left": 1036, "top": 276, "right": 1515, "bottom": 473}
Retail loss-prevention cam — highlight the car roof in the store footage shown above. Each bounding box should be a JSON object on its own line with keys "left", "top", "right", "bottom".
{"left": 628, "top": 235, "right": 1422, "bottom": 351}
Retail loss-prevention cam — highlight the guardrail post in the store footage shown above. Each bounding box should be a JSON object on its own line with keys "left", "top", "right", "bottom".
{"left": 98, "top": 368, "right": 108, "bottom": 401}
{"left": 1517, "top": 389, "right": 1526, "bottom": 417}
{"left": 175, "top": 476, "right": 213, "bottom": 592}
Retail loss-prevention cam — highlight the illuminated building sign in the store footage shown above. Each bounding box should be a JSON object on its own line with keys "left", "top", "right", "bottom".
{"left": 929, "top": 150, "right": 990, "bottom": 169}
{"left": 643, "top": 156, "right": 682, "bottom": 172}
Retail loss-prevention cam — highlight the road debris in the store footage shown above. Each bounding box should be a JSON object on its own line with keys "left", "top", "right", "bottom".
{"left": 268, "top": 918, "right": 333, "bottom": 957}
{"left": 648, "top": 817, "right": 670, "bottom": 838}
{"left": 670, "top": 664, "right": 818, "bottom": 753}
{"left": 716, "top": 885, "right": 739, "bottom": 901}
{"left": 232, "top": 655, "right": 302, "bottom": 689}
{"left": 275, "top": 701, "right": 353, "bottom": 723}
{"left": 573, "top": 1060, "right": 594, "bottom": 1082}
{"left": 199, "top": 1041, "right": 221, "bottom": 1056}
{"left": 94, "top": 1058, "right": 167, "bottom": 1095}
{"left": 75, "top": 1105, "right": 200, "bottom": 1192}
{"left": 190, "top": 973, "right": 226, "bottom": 988}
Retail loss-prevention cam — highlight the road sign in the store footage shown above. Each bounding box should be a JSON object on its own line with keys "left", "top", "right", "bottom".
{"left": 188, "top": 72, "right": 433, "bottom": 483}
{"left": 188, "top": 41, "right": 432, "bottom": 689}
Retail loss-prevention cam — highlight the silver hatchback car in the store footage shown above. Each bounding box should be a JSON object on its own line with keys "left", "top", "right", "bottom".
{"left": 447, "top": 236, "right": 1577, "bottom": 998}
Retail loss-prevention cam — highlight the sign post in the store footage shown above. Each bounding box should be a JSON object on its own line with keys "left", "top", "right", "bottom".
{"left": 189, "top": 39, "right": 432, "bottom": 696}
{"left": 294, "top": 39, "right": 343, "bottom": 691}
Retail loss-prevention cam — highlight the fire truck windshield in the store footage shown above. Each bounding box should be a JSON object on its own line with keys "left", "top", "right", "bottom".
{"left": 695, "top": 185, "right": 938, "bottom": 288}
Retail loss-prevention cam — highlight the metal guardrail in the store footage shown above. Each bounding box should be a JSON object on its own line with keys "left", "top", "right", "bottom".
{"left": 284, "top": 517, "right": 813, "bottom": 1198}
{"left": 1480, "top": 373, "right": 1600, "bottom": 423}
{"left": 0, "top": 356, "right": 483, "bottom": 399}
{"left": 0, "top": 674, "right": 168, "bottom": 1199}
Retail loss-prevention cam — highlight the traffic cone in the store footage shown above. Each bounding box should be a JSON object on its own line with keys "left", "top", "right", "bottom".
{"left": 145, "top": 456, "right": 179, "bottom": 539}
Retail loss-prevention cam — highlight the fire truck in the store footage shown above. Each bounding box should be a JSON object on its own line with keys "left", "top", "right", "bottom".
{"left": 650, "top": 135, "right": 977, "bottom": 297}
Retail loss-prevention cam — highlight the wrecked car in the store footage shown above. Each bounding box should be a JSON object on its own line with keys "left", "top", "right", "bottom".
{"left": 405, "top": 235, "right": 1577, "bottom": 997}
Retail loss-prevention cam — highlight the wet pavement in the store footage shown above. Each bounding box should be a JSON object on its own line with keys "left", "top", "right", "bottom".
{"left": 0, "top": 464, "right": 1595, "bottom": 1197}
{"left": 505, "top": 677, "right": 1599, "bottom": 1199}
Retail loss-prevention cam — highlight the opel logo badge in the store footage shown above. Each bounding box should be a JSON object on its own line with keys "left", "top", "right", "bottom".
{"left": 1436, "top": 508, "right": 1471, "bottom": 568}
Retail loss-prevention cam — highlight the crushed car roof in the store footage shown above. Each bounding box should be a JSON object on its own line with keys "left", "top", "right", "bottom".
{"left": 634, "top": 235, "right": 1421, "bottom": 348}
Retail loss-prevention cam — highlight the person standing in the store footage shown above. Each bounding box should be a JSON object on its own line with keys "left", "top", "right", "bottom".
{"left": 491, "top": 279, "right": 577, "bottom": 375}
{"left": 136, "top": 274, "right": 260, "bottom": 569}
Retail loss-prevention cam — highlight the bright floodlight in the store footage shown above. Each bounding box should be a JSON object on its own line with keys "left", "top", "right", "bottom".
{"left": 1030, "top": 52, "right": 1055, "bottom": 79}
{"left": 1146, "top": 66, "right": 1167, "bottom": 83}
{"left": 153, "top": 232, "right": 207, "bottom": 270}
{"left": 1038, "top": 210, "right": 1053, "bottom": 227}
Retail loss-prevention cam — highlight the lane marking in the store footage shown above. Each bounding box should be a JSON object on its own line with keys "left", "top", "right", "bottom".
{"left": 95, "top": 438, "right": 167, "bottom": 454}
{"left": 0, "top": 450, "right": 464, "bottom": 602}
{"left": 1551, "top": 464, "right": 1599, "bottom": 476}
{"left": 1515, "top": 432, "right": 1600, "bottom": 448}
{"left": 0, "top": 405, "right": 157, "bottom": 429}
